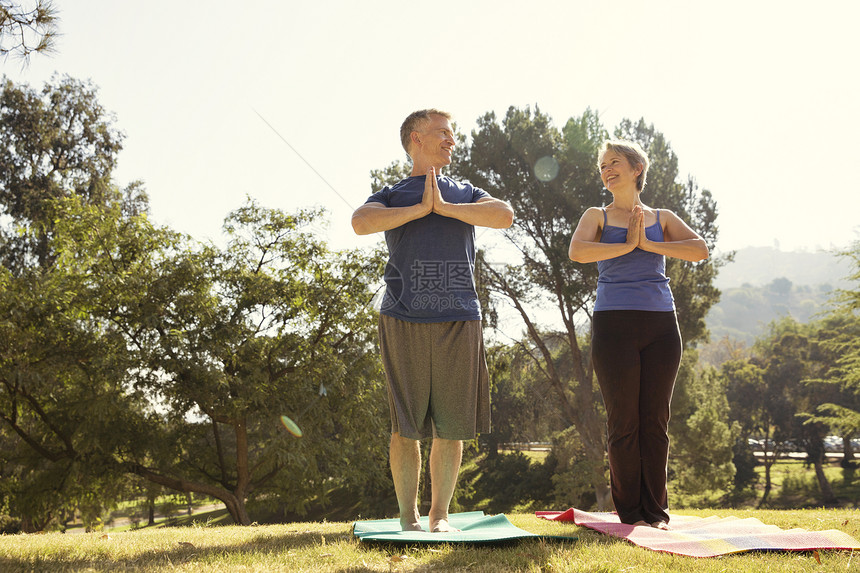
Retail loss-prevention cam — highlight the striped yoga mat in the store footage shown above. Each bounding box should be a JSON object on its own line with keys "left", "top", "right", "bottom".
{"left": 537, "top": 508, "right": 860, "bottom": 558}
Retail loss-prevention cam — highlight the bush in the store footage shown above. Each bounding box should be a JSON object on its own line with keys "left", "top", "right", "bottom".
{"left": 732, "top": 439, "right": 760, "bottom": 491}
{"left": 547, "top": 426, "right": 600, "bottom": 510}
{"left": 0, "top": 513, "right": 21, "bottom": 534}
{"left": 460, "top": 452, "right": 554, "bottom": 513}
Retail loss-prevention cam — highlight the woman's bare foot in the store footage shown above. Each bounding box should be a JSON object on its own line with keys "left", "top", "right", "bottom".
{"left": 631, "top": 520, "right": 650, "bottom": 527}
{"left": 651, "top": 521, "right": 671, "bottom": 530}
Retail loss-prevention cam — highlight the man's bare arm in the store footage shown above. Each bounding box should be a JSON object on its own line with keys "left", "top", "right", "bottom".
{"left": 434, "top": 197, "right": 514, "bottom": 229}
{"left": 351, "top": 202, "right": 430, "bottom": 235}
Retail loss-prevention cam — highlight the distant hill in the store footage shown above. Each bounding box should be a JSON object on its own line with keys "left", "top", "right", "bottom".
{"left": 701, "top": 247, "right": 855, "bottom": 356}
{"left": 705, "top": 279, "right": 837, "bottom": 346}
{"left": 714, "top": 246, "right": 853, "bottom": 290}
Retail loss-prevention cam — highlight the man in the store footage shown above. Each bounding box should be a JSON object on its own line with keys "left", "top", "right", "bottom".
{"left": 352, "top": 109, "right": 513, "bottom": 532}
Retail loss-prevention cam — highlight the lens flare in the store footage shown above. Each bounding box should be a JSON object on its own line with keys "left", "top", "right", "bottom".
{"left": 534, "top": 156, "right": 560, "bottom": 182}
{"left": 280, "top": 415, "right": 303, "bottom": 438}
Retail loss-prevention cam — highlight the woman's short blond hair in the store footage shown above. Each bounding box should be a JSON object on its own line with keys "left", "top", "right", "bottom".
{"left": 400, "top": 109, "right": 452, "bottom": 155}
{"left": 598, "top": 139, "right": 650, "bottom": 191}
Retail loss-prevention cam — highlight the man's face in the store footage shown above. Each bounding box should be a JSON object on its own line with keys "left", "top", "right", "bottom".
{"left": 413, "top": 114, "right": 455, "bottom": 167}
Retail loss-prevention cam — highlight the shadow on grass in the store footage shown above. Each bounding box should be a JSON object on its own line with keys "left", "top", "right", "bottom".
{"left": 0, "top": 529, "right": 585, "bottom": 572}
{"left": 144, "top": 507, "right": 234, "bottom": 529}
{"left": 354, "top": 535, "right": 579, "bottom": 572}
{"left": 1, "top": 528, "right": 351, "bottom": 572}
{"left": 65, "top": 507, "right": 235, "bottom": 534}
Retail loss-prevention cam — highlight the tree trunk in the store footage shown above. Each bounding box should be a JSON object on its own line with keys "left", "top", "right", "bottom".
{"left": 222, "top": 495, "right": 252, "bottom": 525}
{"left": 592, "top": 465, "right": 613, "bottom": 511}
{"left": 573, "top": 351, "right": 611, "bottom": 510}
{"left": 484, "top": 264, "right": 612, "bottom": 509}
{"left": 757, "top": 457, "right": 774, "bottom": 508}
{"left": 485, "top": 433, "right": 499, "bottom": 459}
{"left": 232, "top": 417, "right": 253, "bottom": 524}
{"left": 581, "top": 420, "right": 611, "bottom": 511}
{"left": 127, "top": 462, "right": 252, "bottom": 525}
{"left": 20, "top": 515, "right": 36, "bottom": 533}
{"left": 812, "top": 456, "right": 837, "bottom": 505}
{"left": 843, "top": 435, "right": 855, "bottom": 461}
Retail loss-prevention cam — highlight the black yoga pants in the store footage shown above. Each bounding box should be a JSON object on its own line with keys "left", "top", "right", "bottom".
{"left": 591, "top": 310, "right": 682, "bottom": 525}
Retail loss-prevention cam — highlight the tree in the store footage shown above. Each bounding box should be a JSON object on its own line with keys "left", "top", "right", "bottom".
{"left": 722, "top": 358, "right": 776, "bottom": 501}
{"left": 0, "top": 74, "right": 130, "bottom": 273}
{"left": 0, "top": 202, "right": 153, "bottom": 530}
{"left": 789, "top": 249, "right": 860, "bottom": 489}
{"left": 0, "top": 1, "right": 58, "bottom": 62}
{"left": 725, "top": 312, "right": 856, "bottom": 507}
{"left": 806, "top": 242, "right": 860, "bottom": 443}
{"left": 455, "top": 106, "right": 610, "bottom": 507}
{"left": 832, "top": 241, "right": 860, "bottom": 384}
{"left": 51, "top": 197, "right": 390, "bottom": 526}
{"left": 766, "top": 322, "right": 837, "bottom": 505}
{"left": 370, "top": 106, "right": 722, "bottom": 509}
{"left": 461, "top": 107, "right": 722, "bottom": 509}
{"left": 0, "top": 76, "right": 153, "bottom": 529}
{"left": 801, "top": 313, "right": 860, "bottom": 465}
{"left": 482, "top": 343, "right": 569, "bottom": 458}
{"left": 2, "top": 195, "right": 391, "bottom": 529}
{"left": 667, "top": 358, "right": 736, "bottom": 503}
{"left": 612, "top": 118, "right": 722, "bottom": 346}
{"left": 0, "top": 75, "right": 394, "bottom": 528}
{"left": 724, "top": 323, "right": 809, "bottom": 507}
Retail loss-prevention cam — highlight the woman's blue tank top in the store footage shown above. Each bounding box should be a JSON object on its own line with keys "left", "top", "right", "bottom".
{"left": 594, "top": 209, "right": 675, "bottom": 312}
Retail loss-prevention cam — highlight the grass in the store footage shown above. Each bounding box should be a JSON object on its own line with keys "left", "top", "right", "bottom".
{"left": 1, "top": 509, "right": 859, "bottom": 572}
{"left": 9, "top": 454, "right": 860, "bottom": 571}
{"left": 515, "top": 450, "right": 550, "bottom": 464}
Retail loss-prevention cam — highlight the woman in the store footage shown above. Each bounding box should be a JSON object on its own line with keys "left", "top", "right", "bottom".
{"left": 569, "top": 140, "right": 709, "bottom": 529}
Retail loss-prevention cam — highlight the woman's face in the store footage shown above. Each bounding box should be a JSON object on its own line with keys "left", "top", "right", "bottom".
{"left": 599, "top": 149, "right": 641, "bottom": 191}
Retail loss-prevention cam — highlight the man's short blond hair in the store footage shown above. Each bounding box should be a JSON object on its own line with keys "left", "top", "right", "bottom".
{"left": 400, "top": 109, "right": 452, "bottom": 155}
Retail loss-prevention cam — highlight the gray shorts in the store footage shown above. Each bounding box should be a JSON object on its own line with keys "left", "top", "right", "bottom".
{"left": 378, "top": 314, "right": 491, "bottom": 441}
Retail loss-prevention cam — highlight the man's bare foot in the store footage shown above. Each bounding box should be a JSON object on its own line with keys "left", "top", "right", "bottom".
{"left": 631, "top": 520, "right": 650, "bottom": 527}
{"left": 400, "top": 518, "right": 424, "bottom": 532}
{"left": 651, "top": 521, "right": 671, "bottom": 530}
{"left": 430, "top": 518, "right": 460, "bottom": 533}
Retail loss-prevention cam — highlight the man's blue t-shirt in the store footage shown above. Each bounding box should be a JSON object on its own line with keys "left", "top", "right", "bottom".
{"left": 364, "top": 175, "right": 490, "bottom": 323}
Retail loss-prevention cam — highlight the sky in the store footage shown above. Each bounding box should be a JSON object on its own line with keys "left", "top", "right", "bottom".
{"left": 4, "top": 0, "right": 860, "bottom": 257}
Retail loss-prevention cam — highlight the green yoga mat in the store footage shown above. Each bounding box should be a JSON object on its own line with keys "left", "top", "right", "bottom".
{"left": 353, "top": 511, "right": 576, "bottom": 544}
